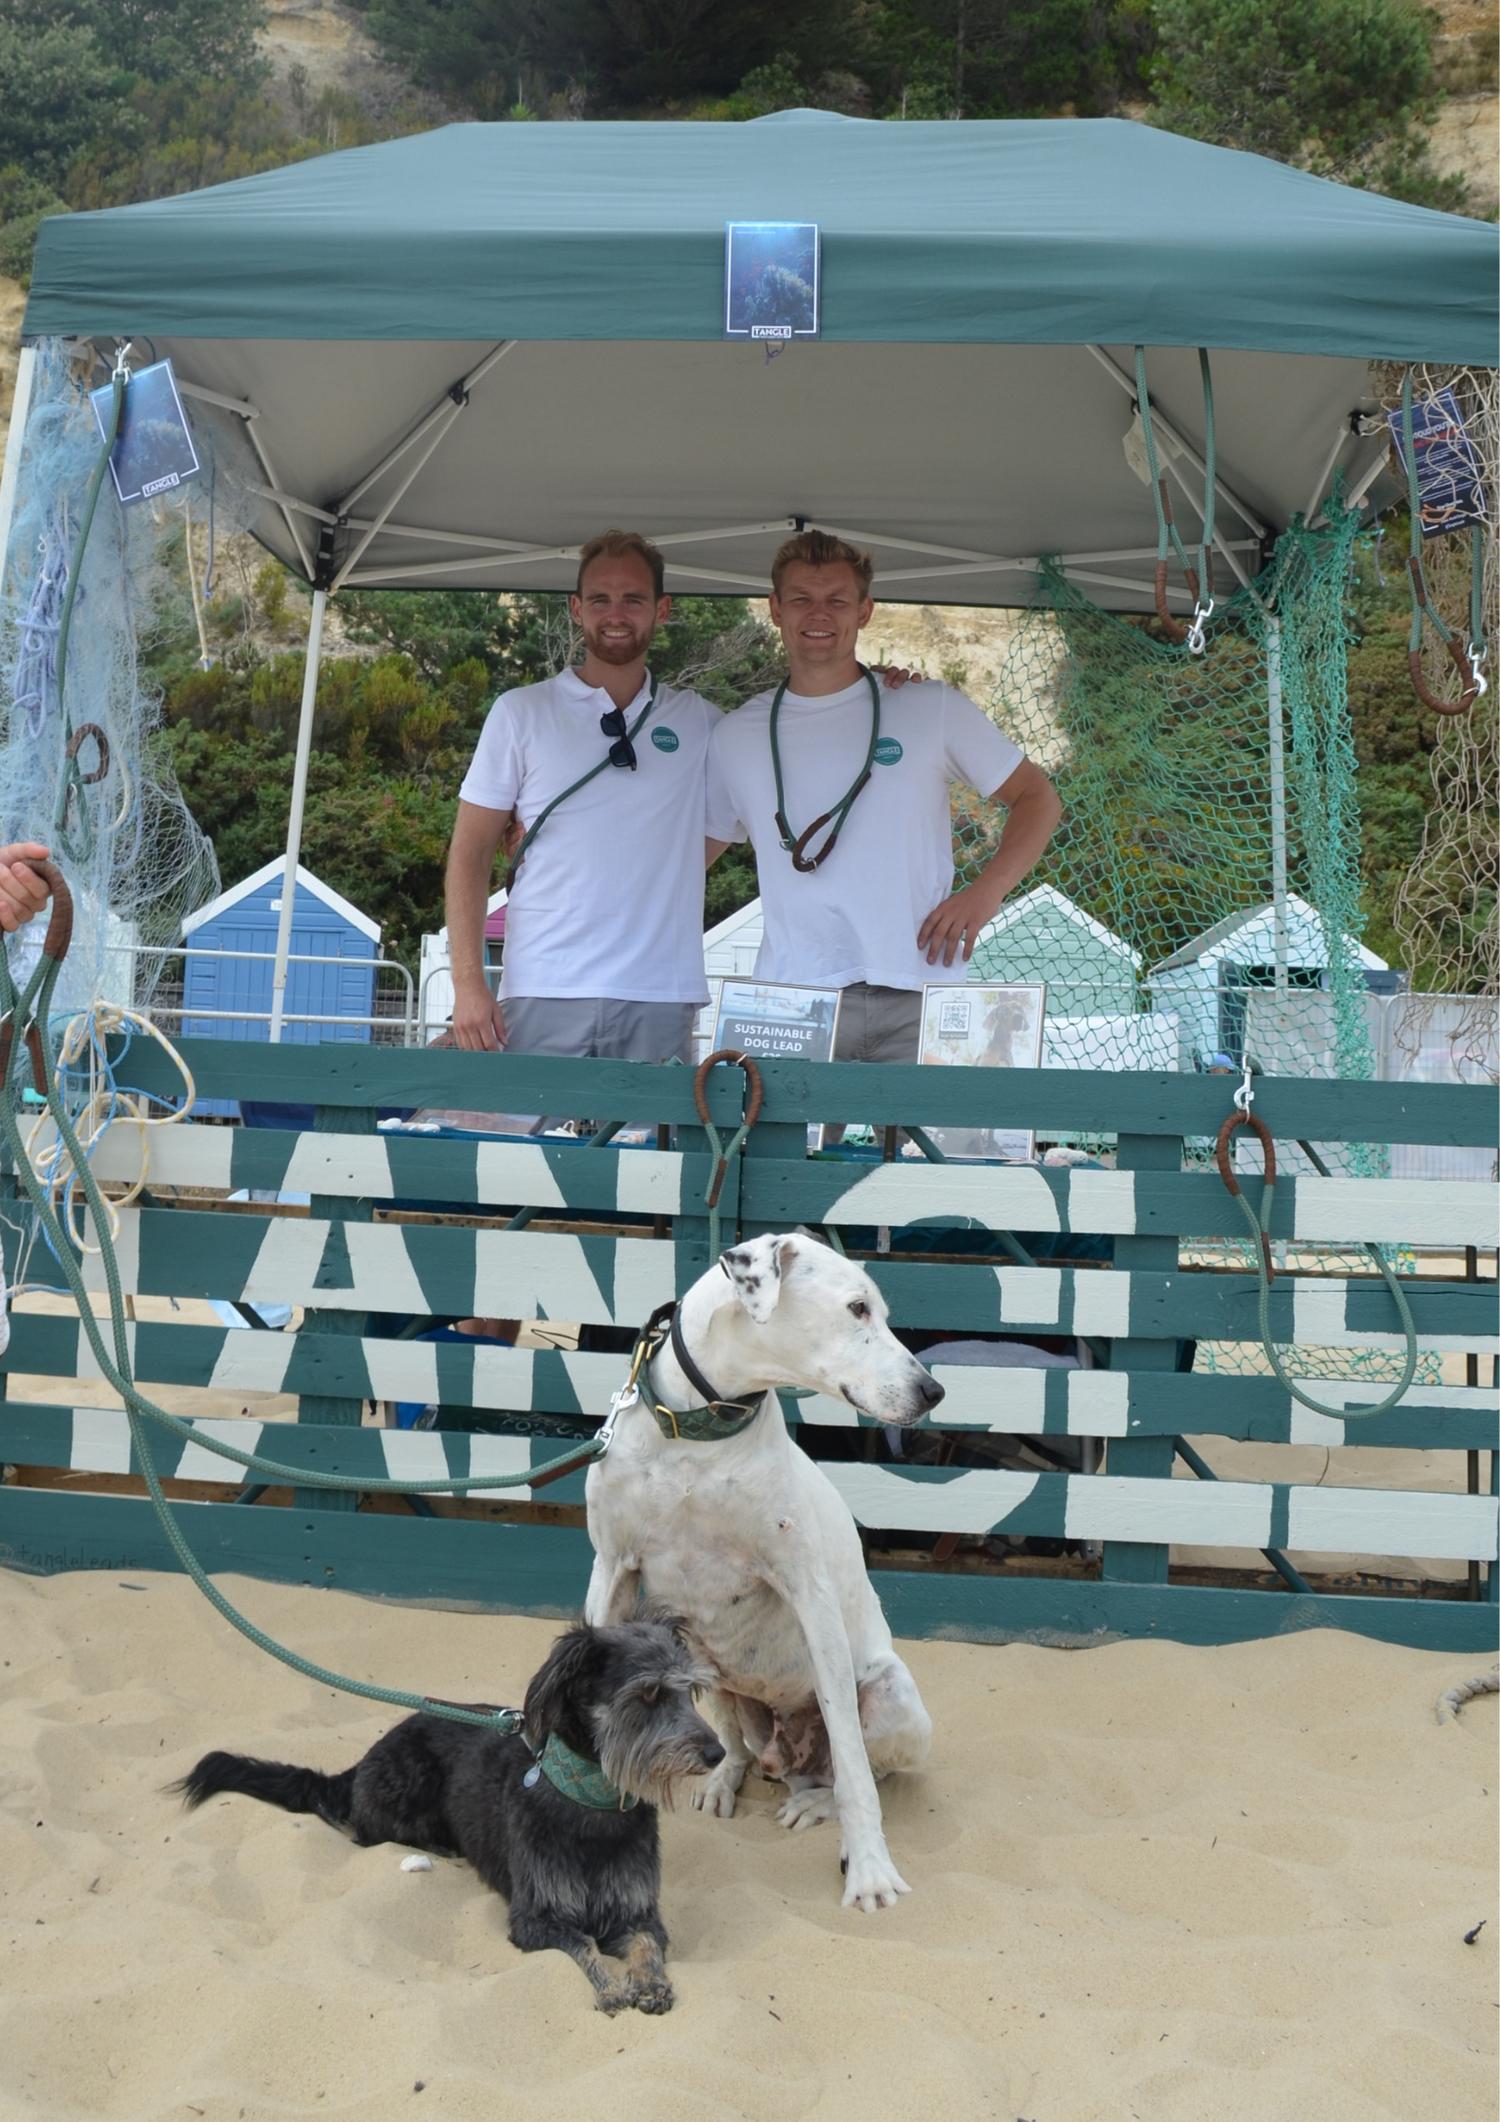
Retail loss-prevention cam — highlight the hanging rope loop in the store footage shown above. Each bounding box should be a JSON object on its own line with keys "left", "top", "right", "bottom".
{"left": 1214, "top": 1110, "right": 1277, "bottom": 1278}
{"left": 692, "top": 1048, "right": 763, "bottom": 1257}
{"left": 1212, "top": 1102, "right": 1421, "bottom": 1422}
{"left": 1135, "top": 345, "right": 1217, "bottom": 650}
{"left": 65, "top": 724, "right": 110, "bottom": 784}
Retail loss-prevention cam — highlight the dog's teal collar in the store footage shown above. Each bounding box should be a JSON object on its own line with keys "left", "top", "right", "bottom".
{"left": 633, "top": 1301, "right": 765, "bottom": 1444}
{"left": 525, "top": 1732, "right": 638, "bottom": 1811}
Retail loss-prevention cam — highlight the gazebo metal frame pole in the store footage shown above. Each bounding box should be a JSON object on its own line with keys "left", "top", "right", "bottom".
{"left": 0, "top": 346, "right": 39, "bottom": 599}
{"left": 269, "top": 584, "right": 328, "bottom": 1043}
{"left": 1266, "top": 613, "right": 1291, "bottom": 1005}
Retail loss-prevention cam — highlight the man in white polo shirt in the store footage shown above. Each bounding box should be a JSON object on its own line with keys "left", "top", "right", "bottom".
{"left": 705, "top": 529, "right": 1062, "bottom": 1063}
{"left": 446, "top": 530, "right": 718, "bottom": 1060}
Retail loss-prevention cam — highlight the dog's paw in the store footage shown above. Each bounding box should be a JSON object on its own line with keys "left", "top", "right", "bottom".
{"left": 776, "top": 1784, "right": 838, "bottom": 1832}
{"left": 627, "top": 1976, "right": 674, "bottom": 2015}
{"left": 592, "top": 1985, "right": 631, "bottom": 2016}
{"left": 691, "top": 1765, "right": 742, "bottom": 1818}
{"left": 839, "top": 1843, "right": 911, "bottom": 1913}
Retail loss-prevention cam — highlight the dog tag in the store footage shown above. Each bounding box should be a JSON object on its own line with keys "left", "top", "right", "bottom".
{"left": 523, "top": 1764, "right": 541, "bottom": 1789}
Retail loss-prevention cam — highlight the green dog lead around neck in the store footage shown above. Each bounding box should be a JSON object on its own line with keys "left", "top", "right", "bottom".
{"left": 0, "top": 864, "right": 607, "bottom": 1732}
{"left": 770, "top": 664, "right": 881, "bottom": 872}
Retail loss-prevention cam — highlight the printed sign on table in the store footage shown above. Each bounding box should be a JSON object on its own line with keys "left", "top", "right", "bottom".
{"left": 713, "top": 979, "right": 841, "bottom": 1064}
{"left": 917, "top": 982, "right": 1047, "bottom": 1161}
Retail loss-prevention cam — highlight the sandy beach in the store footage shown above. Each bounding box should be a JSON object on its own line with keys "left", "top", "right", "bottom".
{"left": 0, "top": 1568, "right": 1494, "bottom": 2122}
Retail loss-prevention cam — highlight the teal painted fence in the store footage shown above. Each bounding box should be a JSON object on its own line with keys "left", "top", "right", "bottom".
{"left": 1, "top": 1037, "right": 1495, "bottom": 1652}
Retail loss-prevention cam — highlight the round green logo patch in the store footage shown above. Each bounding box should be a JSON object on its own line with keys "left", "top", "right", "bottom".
{"left": 650, "top": 726, "right": 680, "bottom": 753}
{"left": 873, "top": 736, "right": 904, "bottom": 766}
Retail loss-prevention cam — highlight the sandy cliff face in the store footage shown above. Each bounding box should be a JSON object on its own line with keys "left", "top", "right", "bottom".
{"left": 1429, "top": 92, "right": 1499, "bottom": 216}
{"left": 0, "top": 276, "right": 26, "bottom": 440}
{"left": 256, "top": 0, "right": 419, "bottom": 105}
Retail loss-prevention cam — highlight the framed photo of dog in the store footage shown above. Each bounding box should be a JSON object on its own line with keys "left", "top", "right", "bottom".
{"left": 917, "top": 981, "right": 1047, "bottom": 1160}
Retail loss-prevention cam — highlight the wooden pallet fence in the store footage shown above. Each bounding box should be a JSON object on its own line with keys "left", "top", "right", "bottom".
{"left": 83, "top": 1117, "right": 1499, "bottom": 1246}
{"left": 8, "top": 1405, "right": 1494, "bottom": 1562}
{"left": 0, "top": 1037, "right": 1494, "bottom": 1652}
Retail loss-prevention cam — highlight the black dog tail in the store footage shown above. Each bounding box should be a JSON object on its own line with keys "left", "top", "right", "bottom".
{"left": 172, "top": 1749, "right": 357, "bottom": 1828}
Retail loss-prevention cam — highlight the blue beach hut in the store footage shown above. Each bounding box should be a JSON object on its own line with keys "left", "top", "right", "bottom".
{"left": 181, "top": 855, "right": 380, "bottom": 1045}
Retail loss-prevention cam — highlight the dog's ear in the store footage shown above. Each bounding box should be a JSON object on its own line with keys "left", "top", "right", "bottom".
{"left": 720, "top": 1233, "right": 796, "bottom": 1324}
{"left": 523, "top": 1623, "right": 605, "bottom": 1745}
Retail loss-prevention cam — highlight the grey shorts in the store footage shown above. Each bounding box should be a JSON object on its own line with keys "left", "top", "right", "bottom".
{"left": 832, "top": 983, "right": 923, "bottom": 1064}
{"left": 501, "top": 996, "right": 697, "bottom": 1063}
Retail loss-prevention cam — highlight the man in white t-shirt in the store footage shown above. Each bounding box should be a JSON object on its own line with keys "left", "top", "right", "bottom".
{"left": 446, "top": 530, "right": 722, "bottom": 1060}
{"left": 705, "top": 530, "right": 1062, "bottom": 1063}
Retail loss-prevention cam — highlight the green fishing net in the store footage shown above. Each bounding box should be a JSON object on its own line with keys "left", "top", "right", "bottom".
{"left": 948, "top": 505, "right": 1459, "bottom": 1385}
{"left": 956, "top": 502, "right": 1377, "bottom": 1132}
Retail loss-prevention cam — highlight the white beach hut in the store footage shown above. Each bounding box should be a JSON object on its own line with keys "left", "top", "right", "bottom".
{"left": 418, "top": 887, "right": 507, "bottom": 1041}
{"left": 703, "top": 898, "right": 764, "bottom": 980}
{"left": 1148, "top": 896, "right": 1388, "bottom": 1069}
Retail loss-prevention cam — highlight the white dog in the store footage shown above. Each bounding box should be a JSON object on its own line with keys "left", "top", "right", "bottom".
{"left": 584, "top": 1232, "right": 943, "bottom": 1912}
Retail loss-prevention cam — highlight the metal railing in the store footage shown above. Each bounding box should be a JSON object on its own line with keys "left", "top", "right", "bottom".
{"left": 122, "top": 943, "right": 418, "bottom": 1047}
{"left": 416, "top": 960, "right": 501, "bottom": 1046}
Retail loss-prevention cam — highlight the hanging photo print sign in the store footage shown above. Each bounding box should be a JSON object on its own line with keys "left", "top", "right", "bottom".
{"left": 724, "top": 223, "right": 820, "bottom": 342}
{"left": 1385, "top": 388, "right": 1486, "bottom": 537}
{"left": 917, "top": 982, "right": 1048, "bottom": 1162}
{"left": 89, "top": 359, "right": 201, "bottom": 506}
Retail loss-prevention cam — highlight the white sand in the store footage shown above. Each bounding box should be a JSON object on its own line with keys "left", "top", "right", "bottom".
{"left": 0, "top": 1567, "right": 1494, "bottom": 2122}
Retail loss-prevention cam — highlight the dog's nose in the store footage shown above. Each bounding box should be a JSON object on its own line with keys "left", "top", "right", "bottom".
{"left": 918, "top": 1372, "right": 945, "bottom": 1408}
{"left": 701, "top": 1741, "right": 726, "bottom": 1769}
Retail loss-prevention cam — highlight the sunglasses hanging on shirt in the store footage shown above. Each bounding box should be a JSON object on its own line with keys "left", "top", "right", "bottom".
{"left": 769, "top": 665, "right": 882, "bottom": 873}
{"left": 504, "top": 677, "right": 660, "bottom": 889}
{"left": 599, "top": 704, "right": 641, "bottom": 770}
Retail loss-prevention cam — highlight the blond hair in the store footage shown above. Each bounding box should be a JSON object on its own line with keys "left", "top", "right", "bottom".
{"left": 770, "top": 528, "right": 874, "bottom": 599}
{"left": 576, "top": 529, "right": 666, "bottom": 600}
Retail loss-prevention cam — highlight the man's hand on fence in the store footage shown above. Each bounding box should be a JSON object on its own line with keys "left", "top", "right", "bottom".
{"left": 0, "top": 843, "right": 54, "bottom": 933}
{"left": 450, "top": 976, "right": 508, "bottom": 1051}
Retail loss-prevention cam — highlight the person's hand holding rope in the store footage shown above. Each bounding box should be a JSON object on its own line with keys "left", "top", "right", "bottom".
{"left": 0, "top": 842, "right": 54, "bottom": 932}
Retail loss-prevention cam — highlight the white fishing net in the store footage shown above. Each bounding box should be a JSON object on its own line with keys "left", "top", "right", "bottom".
{"left": 0, "top": 338, "right": 258, "bottom": 1017}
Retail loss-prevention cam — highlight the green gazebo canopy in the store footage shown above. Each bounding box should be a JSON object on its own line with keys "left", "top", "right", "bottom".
{"left": 22, "top": 110, "right": 1498, "bottom": 607}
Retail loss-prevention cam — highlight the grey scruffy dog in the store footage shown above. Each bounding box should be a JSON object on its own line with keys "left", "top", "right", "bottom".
{"left": 173, "top": 1615, "right": 724, "bottom": 2014}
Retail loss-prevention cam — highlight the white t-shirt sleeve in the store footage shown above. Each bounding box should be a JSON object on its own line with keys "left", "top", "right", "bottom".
{"left": 458, "top": 696, "right": 524, "bottom": 812}
{"left": 705, "top": 722, "right": 749, "bottom": 843}
{"left": 941, "top": 687, "right": 1025, "bottom": 799}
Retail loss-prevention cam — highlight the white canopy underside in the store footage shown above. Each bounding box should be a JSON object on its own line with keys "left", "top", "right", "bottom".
{"left": 171, "top": 336, "right": 1393, "bottom": 610}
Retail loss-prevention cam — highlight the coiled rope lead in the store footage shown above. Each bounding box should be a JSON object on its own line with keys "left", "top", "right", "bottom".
{"left": 1213, "top": 1102, "right": 1420, "bottom": 1421}
{"left": 0, "top": 864, "right": 605, "bottom": 1730}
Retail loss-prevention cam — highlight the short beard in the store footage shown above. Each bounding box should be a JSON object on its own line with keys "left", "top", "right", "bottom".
{"left": 581, "top": 624, "right": 652, "bottom": 667}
